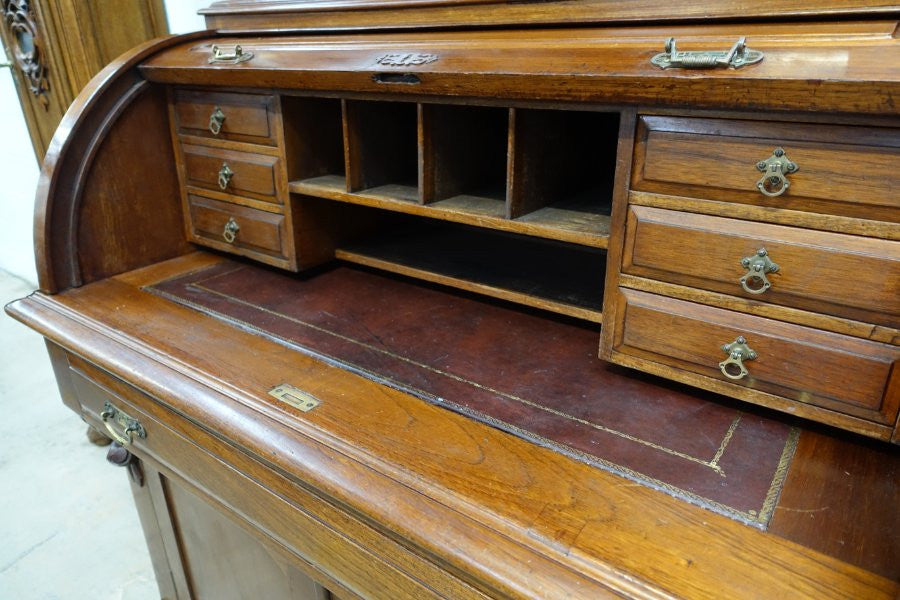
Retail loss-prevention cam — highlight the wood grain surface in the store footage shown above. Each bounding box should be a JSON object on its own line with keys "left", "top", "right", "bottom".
{"left": 182, "top": 142, "right": 280, "bottom": 200}
{"left": 622, "top": 205, "right": 900, "bottom": 328}
{"left": 34, "top": 32, "right": 208, "bottom": 293}
{"left": 612, "top": 288, "right": 900, "bottom": 424}
{"left": 633, "top": 116, "right": 900, "bottom": 222}
{"left": 6, "top": 264, "right": 898, "bottom": 597}
{"left": 140, "top": 22, "right": 900, "bottom": 114}
{"left": 174, "top": 90, "right": 276, "bottom": 145}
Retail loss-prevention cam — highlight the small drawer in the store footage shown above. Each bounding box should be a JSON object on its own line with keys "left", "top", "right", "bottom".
{"left": 632, "top": 116, "right": 900, "bottom": 222}
{"left": 182, "top": 143, "right": 280, "bottom": 201}
{"left": 187, "top": 194, "right": 291, "bottom": 266}
{"left": 612, "top": 288, "right": 900, "bottom": 424}
{"left": 622, "top": 205, "right": 900, "bottom": 328}
{"left": 174, "top": 90, "right": 276, "bottom": 145}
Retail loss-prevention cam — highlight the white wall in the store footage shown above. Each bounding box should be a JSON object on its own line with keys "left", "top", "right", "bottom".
{"left": 0, "top": 49, "right": 41, "bottom": 286}
{"left": 0, "top": 0, "right": 207, "bottom": 286}
{"left": 165, "top": 0, "right": 208, "bottom": 35}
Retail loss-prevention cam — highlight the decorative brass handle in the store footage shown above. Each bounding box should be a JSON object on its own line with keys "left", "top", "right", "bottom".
{"left": 223, "top": 218, "right": 240, "bottom": 243}
{"left": 756, "top": 148, "right": 798, "bottom": 197}
{"left": 209, "top": 44, "right": 254, "bottom": 64}
{"left": 209, "top": 106, "right": 225, "bottom": 135}
{"left": 740, "top": 248, "right": 779, "bottom": 295}
{"left": 99, "top": 401, "right": 146, "bottom": 447}
{"left": 651, "top": 37, "right": 764, "bottom": 69}
{"left": 217, "top": 163, "right": 234, "bottom": 190}
{"left": 719, "top": 336, "right": 757, "bottom": 381}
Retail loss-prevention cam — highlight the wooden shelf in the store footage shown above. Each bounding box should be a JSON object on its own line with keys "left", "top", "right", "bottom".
{"left": 334, "top": 223, "right": 605, "bottom": 322}
{"left": 290, "top": 175, "right": 610, "bottom": 249}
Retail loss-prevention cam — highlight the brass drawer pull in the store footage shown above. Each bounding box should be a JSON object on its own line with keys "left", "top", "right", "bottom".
{"left": 209, "top": 106, "right": 225, "bottom": 135}
{"left": 651, "top": 37, "right": 763, "bottom": 69}
{"left": 756, "top": 148, "right": 798, "bottom": 197}
{"left": 217, "top": 162, "right": 234, "bottom": 190}
{"left": 99, "top": 401, "right": 146, "bottom": 447}
{"left": 209, "top": 44, "right": 254, "bottom": 65}
{"left": 223, "top": 218, "right": 240, "bottom": 243}
{"left": 719, "top": 336, "right": 757, "bottom": 381}
{"left": 739, "top": 248, "right": 779, "bottom": 295}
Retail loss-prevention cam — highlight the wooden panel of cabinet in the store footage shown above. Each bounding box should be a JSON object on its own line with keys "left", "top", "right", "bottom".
{"left": 63, "top": 357, "right": 339, "bottom": 600}
{"left": 611, "top": 288, "right": 900, "bottom": 424}
{"left": 632, "top": 116, "right": 900, "bottom": 222}
{"left": 622, "top": 205, "right": 900, "bottom": 328}
{"left": 187, "top": 194, "right": 290, "bottom": 265}
{"left": 173, "top": 90, "right": 276, "bottom": 145}
{"left": 182, "top": 143, "right": 281, "bottom": 201}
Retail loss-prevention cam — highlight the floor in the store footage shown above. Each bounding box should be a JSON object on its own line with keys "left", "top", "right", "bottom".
{"left": 0, "top": 270, "right": 157, "bottom": 599}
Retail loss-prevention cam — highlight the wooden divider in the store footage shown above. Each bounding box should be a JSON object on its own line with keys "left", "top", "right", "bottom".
{"left": 282, "top": 95, "right": 620, "bottom": 320}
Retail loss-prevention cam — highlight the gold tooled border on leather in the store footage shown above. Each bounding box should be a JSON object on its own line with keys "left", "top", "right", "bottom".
{"left": 147, "top": 268, "right": 801, "bottom": 528}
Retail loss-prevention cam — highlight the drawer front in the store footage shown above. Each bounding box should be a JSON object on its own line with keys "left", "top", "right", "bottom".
{"left": 623, "top": 205, "right": 900, "bottom": 328}
{"left": 182, "top": 143, "right": 280, "bottom": 201}
{"left": 174, "top": 90, "right": 275, "bottom": 144}
{"left": 633, "top": 116, "right": 900, "bottom": 222}
{"left": 613, "top": 288, "right": 900, "bottom": 424}
{"left": 188, "top": 194, "right": 288, "bottom": 262}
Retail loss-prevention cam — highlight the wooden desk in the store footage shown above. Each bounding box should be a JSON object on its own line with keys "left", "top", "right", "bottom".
{"left": 6, "top": 2, "right": 899, "bottom": 598}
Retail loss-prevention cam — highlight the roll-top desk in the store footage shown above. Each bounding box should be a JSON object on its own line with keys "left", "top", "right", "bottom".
{"left": 6, "top": 1, "right": 899, "bottom": 598}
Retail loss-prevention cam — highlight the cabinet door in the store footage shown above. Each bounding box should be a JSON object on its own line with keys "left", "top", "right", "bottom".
{"left": 131, "top": 459, "right": 332, "bottom": 600}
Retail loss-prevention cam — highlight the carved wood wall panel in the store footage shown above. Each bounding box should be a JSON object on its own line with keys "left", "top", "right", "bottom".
{"left": 0, "top": 0, "right": 168, "bottom": 161}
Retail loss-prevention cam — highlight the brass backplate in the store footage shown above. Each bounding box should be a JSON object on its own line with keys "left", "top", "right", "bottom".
{"left": 268, "top": 384, "right": 321, "bottom": 412}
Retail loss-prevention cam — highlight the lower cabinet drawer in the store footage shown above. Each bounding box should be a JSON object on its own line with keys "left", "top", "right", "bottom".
{"left": 187, "top": 194, "right": 292, "bottom": 267}
{"left": 622, "top": 205, "right": 900, "bottom": 328}
{"left": 612, "top": 288, "right": 900, "bottom": 424}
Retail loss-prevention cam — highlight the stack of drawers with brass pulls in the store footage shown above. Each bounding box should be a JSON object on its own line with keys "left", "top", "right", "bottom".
{"left": 602, "top": 114, "right": 900, "bottom": 441}
{"left": 170, "top": 90, "right": 298, "bottom": 270}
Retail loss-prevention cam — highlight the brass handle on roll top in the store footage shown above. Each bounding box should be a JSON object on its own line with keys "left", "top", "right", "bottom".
{"left": 651, "top": 37, "right": 764, "bottom": 69}
{"left": 209, "top": 44, "right": 254, "bottom": 64}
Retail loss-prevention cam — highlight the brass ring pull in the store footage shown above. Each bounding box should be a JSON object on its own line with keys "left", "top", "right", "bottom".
{"left": 209, "top": 106, "right": 225, "bottom": 135}
{"left": 223, "top": 218, "right": 240, "bottom": 243}
{"left": 218, "top": 163, "right": 234, "bottom": 190}
{"left": 99, "top": 401, "right": 146, "bottom": 447}
{"left": 756, "top": 148, "right": 798, "bottom": 197}
{"left": 740, "top": 248, "right": 779, "bottom": 295}
{"left": 719, "top": 336, "right": 757, "bottom": 381}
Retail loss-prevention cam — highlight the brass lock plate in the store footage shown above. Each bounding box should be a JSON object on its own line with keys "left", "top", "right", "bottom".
{"left": 268, "top": 384, "right": 320, "bottom": 412}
